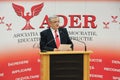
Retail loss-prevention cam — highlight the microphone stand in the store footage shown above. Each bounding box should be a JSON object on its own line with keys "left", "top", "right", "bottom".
{"left": 72, "top": 39, "right": 87, "bottom": 51}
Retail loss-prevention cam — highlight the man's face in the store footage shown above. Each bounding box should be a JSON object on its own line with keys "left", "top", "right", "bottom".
{"left": 49, "top": 17, "right": 60, "bottom": 30}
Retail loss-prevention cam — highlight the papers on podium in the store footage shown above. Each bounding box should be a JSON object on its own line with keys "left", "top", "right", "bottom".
{"left": 58, "top": 44, "right": 72, "bottom": 51}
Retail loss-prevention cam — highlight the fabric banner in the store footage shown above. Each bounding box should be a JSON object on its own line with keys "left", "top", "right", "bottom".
{"left": 0, "top": 0, "right": 120, "bottom": 80}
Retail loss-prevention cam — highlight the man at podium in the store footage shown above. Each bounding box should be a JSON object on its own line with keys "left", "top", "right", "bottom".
{"left": 40, "top": 15, "right": 73, "bottom": 52}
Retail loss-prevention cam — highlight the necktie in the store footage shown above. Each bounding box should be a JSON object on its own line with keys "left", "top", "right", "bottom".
{"left": 55, "top": 30, "right": 60, "bottom": 48}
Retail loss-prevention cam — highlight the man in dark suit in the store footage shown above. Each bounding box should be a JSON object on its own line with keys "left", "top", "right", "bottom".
{"left": 40, "top": 15, "right": 73, "bottom": 52}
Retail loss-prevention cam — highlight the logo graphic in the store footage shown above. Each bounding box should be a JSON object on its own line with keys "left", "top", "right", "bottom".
{"left": 0, "top": 16, "right": 4, "bottom": 24}
{"left": 103, "top": 22, "right": 109, "bottom": 29}
{"left": 111, "top": 16, "right": 118, "bottom": 23}
{"left": 12, "top": 3, "right": 44, "bottom": 30}
{"left": 6, "top": 23, "right": 12, "bottom": 30}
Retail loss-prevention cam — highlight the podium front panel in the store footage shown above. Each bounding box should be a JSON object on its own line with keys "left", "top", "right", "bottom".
{"left": 50, "top": 54, "right": 83, "bottom": 80}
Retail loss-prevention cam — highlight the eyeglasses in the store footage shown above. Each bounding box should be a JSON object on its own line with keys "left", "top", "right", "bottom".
{"left": 50, "top": 21, "right": 60, "bottom": 23}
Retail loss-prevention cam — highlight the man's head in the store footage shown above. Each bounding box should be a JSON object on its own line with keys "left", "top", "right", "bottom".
{"left": 48, "top": 15, "right": 60, "bottom": 30}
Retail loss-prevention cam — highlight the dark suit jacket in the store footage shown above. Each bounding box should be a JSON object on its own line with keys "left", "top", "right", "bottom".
{"left": 40, "top": 27, "right": 73, "bottom": 52}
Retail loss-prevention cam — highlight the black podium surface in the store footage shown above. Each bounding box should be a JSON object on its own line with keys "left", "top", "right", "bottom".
{"left": 50, "top": 54, "right": 83, "bottom": 80}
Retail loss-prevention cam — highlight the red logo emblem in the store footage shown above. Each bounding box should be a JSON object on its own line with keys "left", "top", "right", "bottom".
{"left": 12, "top": 3, "right": 44, "bottom": 30}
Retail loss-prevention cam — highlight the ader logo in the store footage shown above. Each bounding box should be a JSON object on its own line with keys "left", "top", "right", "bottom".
{"left": 12, "top": 3, "right": 44, "bottom": 30}
{"left": 12, "top": 3, "right": 97, "bottom": 30}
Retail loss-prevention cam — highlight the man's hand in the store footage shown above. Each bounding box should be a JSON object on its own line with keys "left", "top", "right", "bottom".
{"left": 54, "top": 48, "right": 60, "bottom": 51}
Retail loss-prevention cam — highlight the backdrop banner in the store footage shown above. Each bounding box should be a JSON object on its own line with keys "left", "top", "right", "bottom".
{"left": 0, "top": 0, "right": 120, "bottom": 80}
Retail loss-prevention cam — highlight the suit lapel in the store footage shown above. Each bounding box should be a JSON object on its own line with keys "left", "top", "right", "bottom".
{"left": 59, "top": 28, "right": 64, "bottom": 44}
{"left": 48, "top": 29, "right": 53, "bottom": 39}
{"left": 48, "top": 28, "right": 56, "bottom": 46}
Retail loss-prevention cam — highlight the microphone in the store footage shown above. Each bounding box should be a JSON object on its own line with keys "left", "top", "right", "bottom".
{"left": 56, "top": 35, "right": 58, "bottom": 37}
{"left": 41, "top": 35, "right": 58, "bottom": 52}
{"left": 72, "top": 38, "right": 87, "bottom": 51}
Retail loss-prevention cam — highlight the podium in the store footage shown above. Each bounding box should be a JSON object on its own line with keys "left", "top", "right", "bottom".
{"left": 40, "top": 51, "right": 92, "bottom": 80}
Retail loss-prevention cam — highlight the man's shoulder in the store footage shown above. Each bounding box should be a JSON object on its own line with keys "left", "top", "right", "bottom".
{"left": 59, "top": 27, "right": 67, "bottom": 31}
{"left": 41, "top": 28, "right": 50, "bottom": 33}
{"left": 59, "top": 28, "right": 68, "bottom": 34}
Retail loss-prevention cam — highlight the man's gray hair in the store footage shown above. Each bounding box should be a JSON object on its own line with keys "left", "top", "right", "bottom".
{"left": 48, "top": 15, "right": 59, "bottom": 22}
